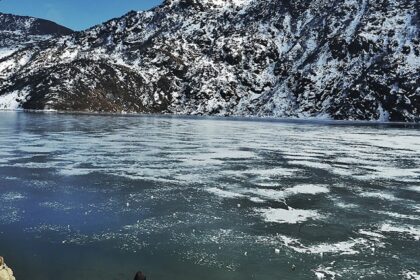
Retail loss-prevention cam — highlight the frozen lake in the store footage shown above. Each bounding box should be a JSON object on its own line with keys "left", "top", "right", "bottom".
{"left": 0, "top": 112, "right": 419, "bottom": 280}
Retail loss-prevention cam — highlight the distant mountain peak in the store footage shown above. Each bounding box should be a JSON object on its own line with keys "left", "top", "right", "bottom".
{"left": 0, "top": 13, "right": 73, "bottom": 35}
{"left": 0, "top": 13, "right": 73, "bottom": 50}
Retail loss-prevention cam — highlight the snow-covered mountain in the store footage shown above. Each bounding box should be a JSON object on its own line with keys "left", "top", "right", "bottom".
{"left": 0, "top": 0, "right": 419, "bottom": 121}
{"left": 0, "top": 13, "right": 73, "bottom": 57}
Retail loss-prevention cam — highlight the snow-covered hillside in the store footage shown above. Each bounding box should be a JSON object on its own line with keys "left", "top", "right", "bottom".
{"left": 0, "top": 13, "right": 73, "bottom": 59}
{"left": 0, "top": 0, "right": 419, "bottom": 121}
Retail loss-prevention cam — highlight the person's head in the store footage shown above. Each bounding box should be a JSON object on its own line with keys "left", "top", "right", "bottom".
{"left": 0, "top": 256, "right": 4, "bottom": 267}
{"left": 134, "top": 271, "right": 146, "bottom": 280}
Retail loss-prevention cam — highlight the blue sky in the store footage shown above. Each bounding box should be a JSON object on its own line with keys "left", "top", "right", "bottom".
{"left": 0, "top": 0, "right": 162, "bottom": 31}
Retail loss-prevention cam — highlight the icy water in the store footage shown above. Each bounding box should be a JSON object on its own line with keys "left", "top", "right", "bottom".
{"left": 0, "top": 112, "right": 419, "bottom": 280}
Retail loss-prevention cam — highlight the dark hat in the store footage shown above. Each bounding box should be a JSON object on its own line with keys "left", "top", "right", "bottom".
{"left": 134, "top": 271, "right": 146, "bottom": 280}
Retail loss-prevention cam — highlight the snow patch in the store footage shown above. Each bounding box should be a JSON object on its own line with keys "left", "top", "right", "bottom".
{"left": 0, "top": 47, "right": 19, "bottom": 59}
{"left": 0, "top": 87, "right": 31, "bottom": 110}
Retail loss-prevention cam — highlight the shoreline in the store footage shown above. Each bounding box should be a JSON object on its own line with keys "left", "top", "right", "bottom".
{"left": 0, "top": 108, "right": 419, "bottom": 127}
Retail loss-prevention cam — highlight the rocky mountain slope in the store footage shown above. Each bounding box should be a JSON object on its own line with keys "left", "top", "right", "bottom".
{"left": 0, "top": 0, "right": 419, "bottom": 121}
{"left": 0, "top": 13, "right": 73, "bottom": 57}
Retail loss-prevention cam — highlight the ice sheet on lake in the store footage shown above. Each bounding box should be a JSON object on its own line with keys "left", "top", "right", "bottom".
{"left": 0, "top": 113, "right": 419, "bottom": 278}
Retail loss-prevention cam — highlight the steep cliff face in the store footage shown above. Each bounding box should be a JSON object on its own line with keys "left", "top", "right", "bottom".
{"left": 0, "top": 0, "right": 419, "bottom": 121}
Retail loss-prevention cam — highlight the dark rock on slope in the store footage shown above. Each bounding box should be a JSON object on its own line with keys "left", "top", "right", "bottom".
{"left": 0, "top": 0, "right": 419, "bottom": 121}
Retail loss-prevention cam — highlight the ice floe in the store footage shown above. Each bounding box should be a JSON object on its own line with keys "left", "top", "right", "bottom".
{"left": 1, "top": 192, "right": 26, "bottom": 201}
{"left": 206, "top": 187, "right": 246, "bottom": 199}
{"left": 380, "top": 223, "right": 420, "bottom": 241}
{"left": 313, "top": 264, "right": 340, "bottom": 280}
{"left": 403, "top": 270, "right": 420, "bottom": 280}
{"left": 274, "top": 234, "right": 373, "bottom": 256}
{"left": 407, "top": 186, "right": 420, "bottom": 193}
{"left": 360, "top": 191, "right": 401, "bottom": 201}
{"left": 358, "top": 229, "right": 385, "bottom": 239}
{"left": 256, "top": 207, "right": 322, "bottom": 224}
{"left": 285, "top": 184, "right": 329, "bottom": 195}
